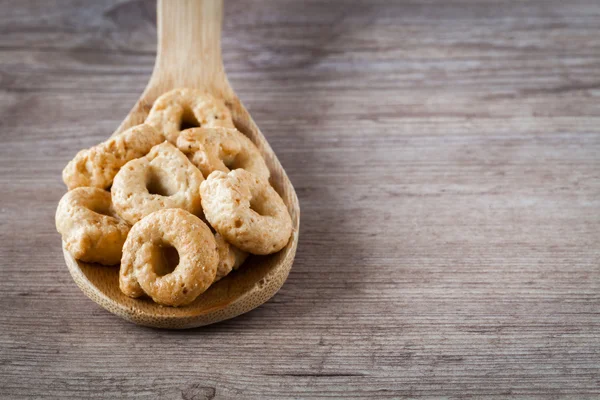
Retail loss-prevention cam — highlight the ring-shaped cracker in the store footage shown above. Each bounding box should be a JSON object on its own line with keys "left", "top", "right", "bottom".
{"left": 177, "top": 127, "right": 270, "bottom": 181}
{"left": 56, "top": 187, "right": 130, "bottom": 265}
{"left": 200, "top": 169, "right": 293, "bottom": 255}
{"left": 62, "top": 124, "right": 164, "bottom": 190}
{"left": 214, "top": 233, "right": 248, "bottom": 282}
{"left": 119, "top": 209, "right": 218, "bottom": 307}
{"left": 111, "top": 142, "right": 204, "bottom": 225}
{"left": 146, "top": 88, "right": 234, "bottom": 144}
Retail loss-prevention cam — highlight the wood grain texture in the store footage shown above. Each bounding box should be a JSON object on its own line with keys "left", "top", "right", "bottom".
{"left": 1, "top": 0, "right": 599, "bottom": 398}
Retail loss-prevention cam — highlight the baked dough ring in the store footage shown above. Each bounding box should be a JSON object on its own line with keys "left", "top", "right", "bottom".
{"left": 177, "top": 127, "right": 270, "bottom": 181}
{"left": 200, "top": 169, "right": 292, "bottom": 255}
{"left": 111, "top": 142, "right": 204, "bottom": 225}
{"left": 119, "top": 209, "right": 218, "bottom": 307}
{"left": 214, "top": 233, "right": 248, "bottom": 282}
{"left": 146, "top": 88, "right": 235, "bottom": 144}
{"left": 62, "top": 124, "right": 164, "bottom": 190}
{"left": 56, "top": 187, "right": 130, "bottom": 265}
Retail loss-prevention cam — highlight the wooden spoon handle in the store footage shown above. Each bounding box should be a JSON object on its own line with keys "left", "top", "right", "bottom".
{"left": 152, "top": 0, "right": 226, "bottom": 90}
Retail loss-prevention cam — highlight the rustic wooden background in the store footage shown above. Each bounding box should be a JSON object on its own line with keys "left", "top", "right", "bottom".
{"left": 1, "top": 0, "right": 599, "bottom": 398}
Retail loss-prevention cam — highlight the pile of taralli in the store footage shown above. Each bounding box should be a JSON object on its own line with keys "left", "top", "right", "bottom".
{"left": 56, "top": 88, "right": 293, "bottom": 307}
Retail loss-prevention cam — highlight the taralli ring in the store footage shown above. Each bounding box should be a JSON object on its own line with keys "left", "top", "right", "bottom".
{"left": 56, "top": 187, "right": 130, "bottom": 265}
{"left": 111, "top": 141, "right": 204, "bottom": 225}
{"left": 119, "top": 208, "right": 218, "bottom": 307}
{"left": 177, "top": 127, "right": 270, "bottom": 181}
{"left": 146, "top": 88, "right": 235, "bottom": 144}
{"left": 62, "top": 124, "right": 164, "bottom": 190}
{"left": 200, "top": 169, "right": 293, "bottom": 255}
{"left": 214, "top": 233, "right": 248, "bottom": 282}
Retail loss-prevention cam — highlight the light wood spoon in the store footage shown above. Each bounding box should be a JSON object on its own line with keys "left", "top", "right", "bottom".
{"left": 62, "top": 0, "right": 300, "bottom": 329}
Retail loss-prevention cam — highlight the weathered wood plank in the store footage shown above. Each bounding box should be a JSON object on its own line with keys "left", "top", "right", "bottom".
{"left": 1, "top": 0, "right": 599, "bottom": 398}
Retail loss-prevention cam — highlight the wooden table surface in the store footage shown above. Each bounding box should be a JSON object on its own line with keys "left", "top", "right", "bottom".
{"left": 1, "top": 0, "right": 599, "bottom": 398}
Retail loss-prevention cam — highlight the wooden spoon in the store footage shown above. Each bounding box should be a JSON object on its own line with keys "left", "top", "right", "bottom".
{"left": 62, "top": 0, "right": 300, "bottom": 329}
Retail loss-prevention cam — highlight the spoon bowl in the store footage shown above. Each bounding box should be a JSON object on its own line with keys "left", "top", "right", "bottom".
{"left": 63, "top": 0, "right": 299, "bottom": 329}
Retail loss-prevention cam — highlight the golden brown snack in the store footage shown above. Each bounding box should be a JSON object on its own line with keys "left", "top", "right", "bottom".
{"left": 200, "top": 169, "right": 292, "bottom": 255}
{"left": 62, "top": 124, "right": 164, "bottom": 190}
{"left": 111, "top": 142, "right": 204, "bottom": 225}
{"left": 177, "top": 127, "right": 270, "bottom": 181}
{"left": 56, "top": 187, "right": 130, "bottom": 265}
{"left": 119, "top": 208, "right": 218, "bottom": 307}
{"left": 145, "top": 88, "right": 234, "bottom": 144}
{"left": 214, "top": 233, "right": 248, "bottom": 281}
